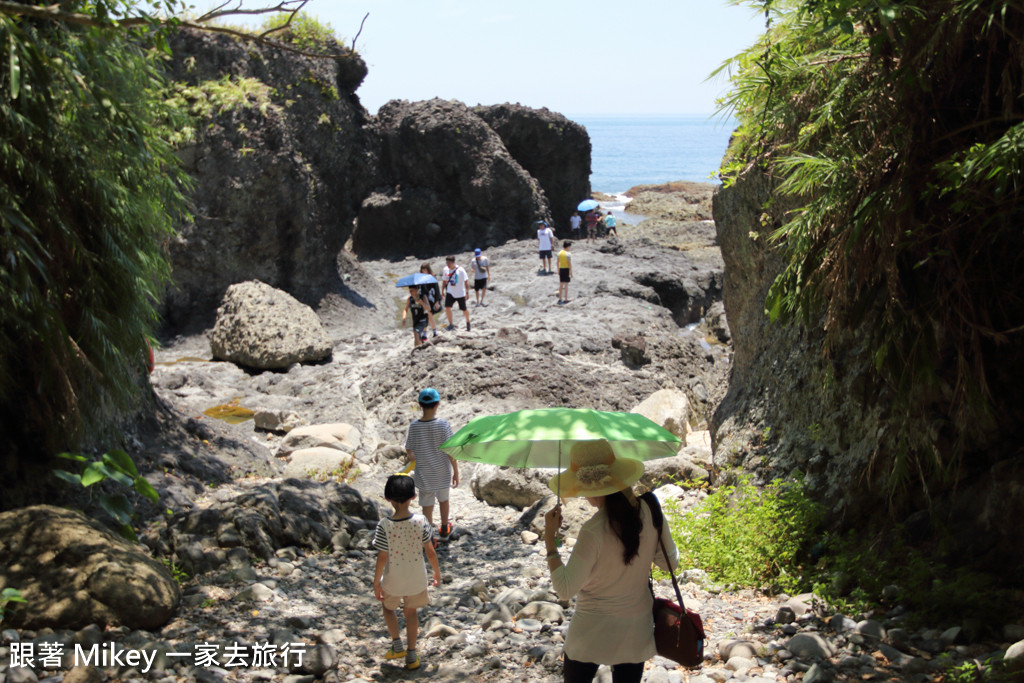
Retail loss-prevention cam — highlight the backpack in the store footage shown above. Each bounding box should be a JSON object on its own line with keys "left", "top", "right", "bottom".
{"left": 422, "top": 284, "right": 441, "bottom": 313}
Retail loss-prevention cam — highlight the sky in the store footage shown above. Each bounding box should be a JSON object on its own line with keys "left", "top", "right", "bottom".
{"left": 199, "top": 1, "right": 766, "bottom": 116}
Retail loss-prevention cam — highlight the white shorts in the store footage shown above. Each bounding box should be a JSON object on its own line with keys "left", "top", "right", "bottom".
{"left": 419, "top": 488, "right": 450, "bottom": 507}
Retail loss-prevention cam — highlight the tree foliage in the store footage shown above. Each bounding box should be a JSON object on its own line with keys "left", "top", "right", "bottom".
{"left": 0, "top": 1, "right": 190, "bottom": 460}
{"left": 718, "top": 0, "right": 1024, "bottom": 494}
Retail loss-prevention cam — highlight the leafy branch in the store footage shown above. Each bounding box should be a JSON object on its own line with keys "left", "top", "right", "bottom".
{"left": 0, "top": 0, "right": 369, "bottom": 60}
{"left": 54, "top": 450, "right": 159, "bottom": 541}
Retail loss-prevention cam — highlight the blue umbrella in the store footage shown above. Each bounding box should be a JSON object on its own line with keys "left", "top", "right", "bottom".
{"left": 577, "top": 199, "right": 599, "bottom": 212}
{"left": 395, "top": 273, "right": 438, "bottom": 288}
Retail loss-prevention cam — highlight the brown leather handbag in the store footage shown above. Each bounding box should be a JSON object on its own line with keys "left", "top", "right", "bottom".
{"left": 643, "top": 492, "right": 706, "bottom": 668}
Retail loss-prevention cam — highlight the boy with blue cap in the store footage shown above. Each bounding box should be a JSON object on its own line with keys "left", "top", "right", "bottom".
{"left": 404, "top": 388, "right": 460, "bottom": 542}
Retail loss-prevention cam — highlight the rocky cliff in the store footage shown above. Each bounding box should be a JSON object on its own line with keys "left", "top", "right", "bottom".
{"left": 711, "top": 168, "right": 1024, "bottom": 577}
{"left": 160, "top": 30, "right": 590, "bottom": 326}
{"left": 162, "top": 29, "right": 376, "bottom": 329}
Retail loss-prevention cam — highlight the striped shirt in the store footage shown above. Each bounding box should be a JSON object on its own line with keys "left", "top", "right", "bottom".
{"left": 405, "top": 418, "right": 454, "bottom": 492}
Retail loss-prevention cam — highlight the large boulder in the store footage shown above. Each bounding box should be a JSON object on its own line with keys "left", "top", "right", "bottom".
{"left": 471, "top": 465, "right": 554, "bottom": 509}
{"left": 160, "top": 478, "right": 377, "bottom": 566}
{"left": 0, "top": 506, "right": 180, "bottom": 629}
{"left": 632, "top": 388, "right": 692, "bottom": 438}
{"left": 209, "top": 280, "right": 333, "bottom": 370}
{"left": 160, "top": 28, "right": 376, "bottom": 327}
{"left": 474, "top": 103, "right": 591, "bottom": 231}
{"left": 356, "top": 98, "right": 550, "bottom": 257}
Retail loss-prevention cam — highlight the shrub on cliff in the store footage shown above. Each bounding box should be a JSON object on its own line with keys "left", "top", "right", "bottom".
{"left": 717, "top": 1, "right": 1024, "bottom": 499}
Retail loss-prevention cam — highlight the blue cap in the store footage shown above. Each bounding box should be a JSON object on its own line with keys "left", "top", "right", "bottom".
{"left": 474, "top": 248, "right": 482, "bottom": 256}
{"left": 418, "top": 387, "right": 441, "bottom": 405}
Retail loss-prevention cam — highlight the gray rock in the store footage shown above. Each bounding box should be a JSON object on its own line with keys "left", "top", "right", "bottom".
{"left": 786, "top": 632, "right": 836, "bottom": 659}
{"left": 851, "top": 619, "right": 886, "bottom": 645}
{"left": 0, "top": 506, "right": 180, "bottom": 630}
{"left": 357, "top": 98, "right": 549, "bottom": 257}
{"left": 725, "top": 655, "right": 756, "bottom": 671}
{"left": 470, "top": 466, "right": 552, "bottom": 509}
{"left": 719, "top": 639, "right": 760, "bottom": 660}
{"left": 514, "top": 602, "right": 564, "bottom": 624}
{"left": 209, "top": 281, "right": 333, "bottom": 370}
{"left": 6, "top": 664, "right": 40, "bottom": 683}
{"left": 253, "top": 409, "right": 305, "bottom": 433}
{"left": 802, "top": 663, "right": 831, "bottom": 683}
{"left": 1004, "top": 624, "right": 1024, "bottom": 642}
{"left": 1005, "top": 639, "right": 1024, "bottom": 671}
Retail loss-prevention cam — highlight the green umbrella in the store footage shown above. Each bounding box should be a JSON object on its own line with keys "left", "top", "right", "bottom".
{"left": 439, "top": 407, "right": 682, "bottom": 469}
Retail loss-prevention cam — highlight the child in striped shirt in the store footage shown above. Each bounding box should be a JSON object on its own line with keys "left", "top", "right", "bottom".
{"left": 404, "top": 388, "right": 460, "bottom": 542}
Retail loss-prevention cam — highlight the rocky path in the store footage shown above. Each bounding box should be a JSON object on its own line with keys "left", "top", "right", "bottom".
{"left": 14, "top": 473, "right": 1013, "bottom": 683}
{"left": 6, "top": 190, "right": 1019, "bottom": 683}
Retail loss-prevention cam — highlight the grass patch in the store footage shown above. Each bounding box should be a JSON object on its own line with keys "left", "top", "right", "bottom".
{"left": 661, "top": 476, "right": 1020, "bottom": 630}
{"left": 663, "top": 476, "right": 822, "bottom": 594}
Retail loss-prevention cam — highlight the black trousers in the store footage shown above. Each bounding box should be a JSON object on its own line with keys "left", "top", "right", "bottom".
{"left": 563, "top": 656, "right": 644, "bottom": 683}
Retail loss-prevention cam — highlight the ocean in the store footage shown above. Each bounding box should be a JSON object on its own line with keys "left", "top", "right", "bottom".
{"left": 568, "top": 114, "right": 738, "bottom": 195}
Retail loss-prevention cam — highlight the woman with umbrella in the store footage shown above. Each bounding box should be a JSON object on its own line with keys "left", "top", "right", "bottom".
{"left": 543, "top": 439, "right": 679, "bottom": 682}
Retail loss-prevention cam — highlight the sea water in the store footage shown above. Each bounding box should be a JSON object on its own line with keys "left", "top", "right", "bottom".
{"left": 569, "top": 114, "right": 738, "bottom": 194}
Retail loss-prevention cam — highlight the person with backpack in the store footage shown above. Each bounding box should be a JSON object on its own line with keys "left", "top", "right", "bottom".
{"left": 418, "top": 262, "right": 442, "bottom": 337}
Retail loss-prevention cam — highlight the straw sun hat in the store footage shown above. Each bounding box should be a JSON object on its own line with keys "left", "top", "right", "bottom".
{"left": 547, "top": 439, "right": 644, "bottom": 498}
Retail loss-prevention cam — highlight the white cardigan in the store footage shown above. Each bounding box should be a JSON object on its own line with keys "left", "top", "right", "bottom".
{"left": 550, "top": 500, "right": 679, "bottom": 665}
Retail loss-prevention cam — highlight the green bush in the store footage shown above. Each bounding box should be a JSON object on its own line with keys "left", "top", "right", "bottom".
{"left": 261, "top": 12, "right": 340, "bottom": 52}
{"left": 54, "top": 449, "right": 159, "bottom": 541}
{"left": 0, "top": 588, "right": 26, "bottom": 624}
{"left": 665, "top": 476, "right": 823, "bottom": 593}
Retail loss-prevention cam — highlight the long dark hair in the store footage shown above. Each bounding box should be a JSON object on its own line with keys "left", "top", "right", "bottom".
{"left": 605, "top": 491, "right": 643, "bottom": 564}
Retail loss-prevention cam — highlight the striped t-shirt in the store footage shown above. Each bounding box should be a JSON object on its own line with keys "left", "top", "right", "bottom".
{"left": 405, "top": 418, "right": 454, "bottom": 492}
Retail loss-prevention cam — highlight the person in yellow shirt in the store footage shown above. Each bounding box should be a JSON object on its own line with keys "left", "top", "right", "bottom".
{"left": 557, "top": 240, "right": 573, "bottom": 304}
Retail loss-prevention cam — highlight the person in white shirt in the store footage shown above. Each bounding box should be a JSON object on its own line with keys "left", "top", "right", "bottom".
{"left": 569, "top": 211, "right": 582, "bottom": 239}
{"left": 537, "top": 221, "right": 556, "bottom": 274}
{"left": 470, "top": 247, "right": 491, "bottom": 306}
{"left": 441, "top": 255, "right": 471, "bottom": 331}
{"left": 543, "top": 440, "right": 679, "bottom": 683}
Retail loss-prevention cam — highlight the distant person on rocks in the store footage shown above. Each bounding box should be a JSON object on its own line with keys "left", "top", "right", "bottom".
{"left": 543, "top": 440, "right": 678, "bottom": 683}
{"left": 604, "top": 211, "right": 618, "bottom": 238}
{"left": 441, "top": 255, "right": 471, "bottom": 331}
{"left": 401, "top": 286, "right": 434, "bottom": 349}
{"left": 537, "top": 220, "right": 556, "bottom": 274}
{"left": 418, "top": 262, "right": 442, "bottom": 337}
{"left": 373, "top": 473, "right": 441, "bottom": 671}
{"left": 470, "top": 248, "right": 491, "bottom": 307}
{"left": 557, "top": 240, "right": 573, "bottom": 305}
{"left": 405, "top": 387, "right": 459, "bottom": 543}
{"left": 585, "top": 210, "right": 599, "bottom": 243}
{"left": 570, "top": 211, "right": 582, "bottom": 239}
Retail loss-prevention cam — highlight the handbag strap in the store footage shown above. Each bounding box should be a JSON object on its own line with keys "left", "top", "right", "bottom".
{"left": 642, "top": 492, "right": 686, "bottom": 610}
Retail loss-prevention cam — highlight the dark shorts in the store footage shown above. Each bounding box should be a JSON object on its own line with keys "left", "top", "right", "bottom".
{"left": 412, "top": 319, "right": 428, "bottom": 333}
{"left": 474, "top": 278, "right": 488, "bottom": 291}
{"left": 559, "top": 268, "right": 571, "bottom": 283}
{"left": 539, "top": 249, "right": 552, "bottom": 260}
{"left": 445, "top": 293, "right": 467, "bottom": 310}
